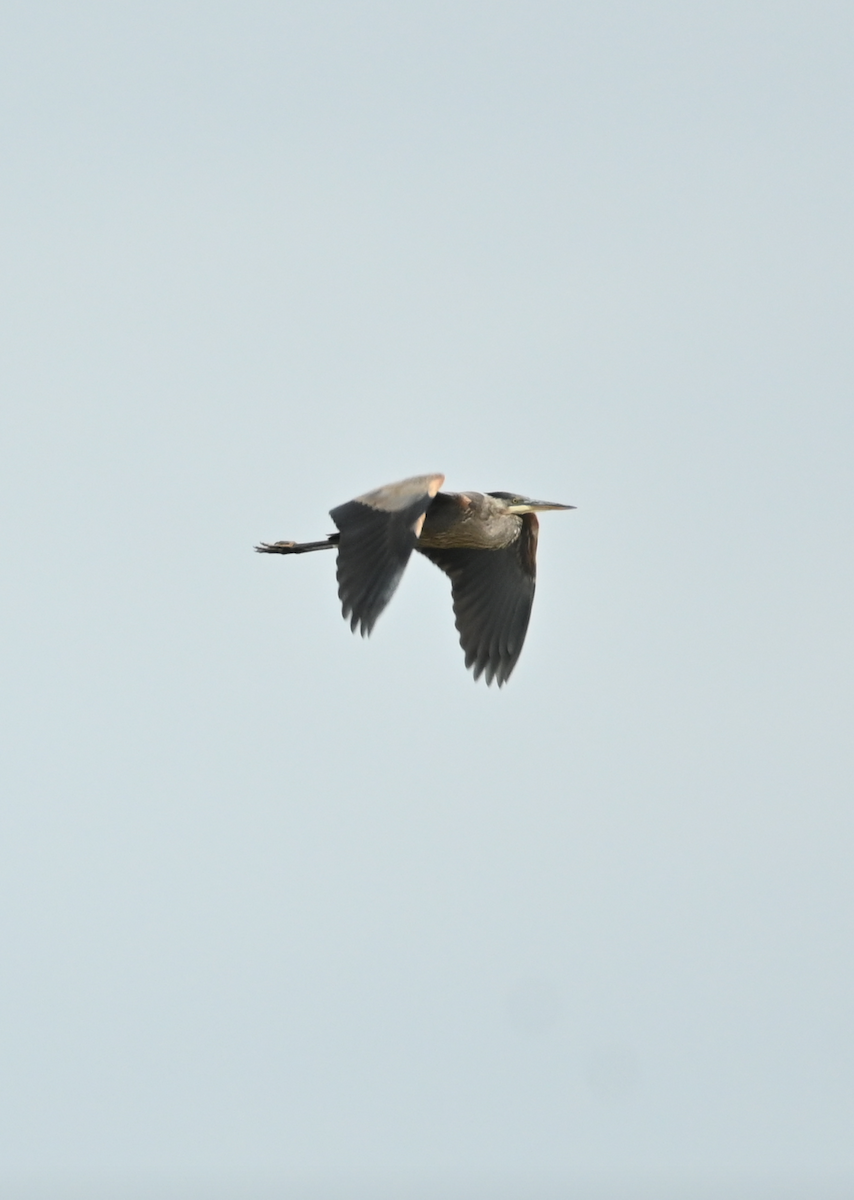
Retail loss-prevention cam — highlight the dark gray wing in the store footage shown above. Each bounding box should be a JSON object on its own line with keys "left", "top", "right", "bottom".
{"left": 417, "top": 514, "right": 539, "bottom": 686}
{"left": 330, "top": 474, "right": 444, "bottom": 636}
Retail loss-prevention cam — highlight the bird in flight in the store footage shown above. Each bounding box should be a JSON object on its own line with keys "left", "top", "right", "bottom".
{"left": 256, "top": 474, "right": 574, "bottom": 686}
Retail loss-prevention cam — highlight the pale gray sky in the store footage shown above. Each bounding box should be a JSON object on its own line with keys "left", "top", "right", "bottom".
{"left": 1, "top": 4, "right": 853, "bottom": 1198}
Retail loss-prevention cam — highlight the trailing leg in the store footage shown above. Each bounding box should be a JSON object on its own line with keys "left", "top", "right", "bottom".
{"left": 254, "top": 535, "right": 339, "bottom": 555}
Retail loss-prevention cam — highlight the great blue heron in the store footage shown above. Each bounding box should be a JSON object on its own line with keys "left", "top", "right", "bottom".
{"left": 256, "top": 474, "right": 574, "bottom": 685}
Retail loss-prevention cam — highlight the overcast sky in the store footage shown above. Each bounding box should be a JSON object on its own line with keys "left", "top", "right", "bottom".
{"left": 1, "top": 4, "right": 853, "bottom": 1198}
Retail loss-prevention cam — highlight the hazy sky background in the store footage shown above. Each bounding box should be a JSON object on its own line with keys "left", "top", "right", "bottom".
{"left": 1, "top": 4, "right": 853, "bottom": 1197}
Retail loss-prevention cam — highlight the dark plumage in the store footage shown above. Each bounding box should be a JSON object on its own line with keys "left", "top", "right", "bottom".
{"left": 256, "top": 474, "right": 573, "bottom": 685}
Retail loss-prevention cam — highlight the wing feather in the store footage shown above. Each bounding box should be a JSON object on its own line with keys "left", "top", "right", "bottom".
{"left": 330, "top": 474, "right": 444, "bottom": 636}
{"left": 417, "top": 515, "right": 538, "bottom": 685}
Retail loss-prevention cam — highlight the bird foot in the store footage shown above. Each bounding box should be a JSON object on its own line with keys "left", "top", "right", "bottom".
{"left": 255, "top": 540, "right": 297, "bottom": 553}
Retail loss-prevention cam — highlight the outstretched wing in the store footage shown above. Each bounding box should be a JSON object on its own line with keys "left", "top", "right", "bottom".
{"left": 417, "top": 514, "right": 539, "bottom": 686}
{"left": 330, "top": 474, "right": 445, "bottom": 636}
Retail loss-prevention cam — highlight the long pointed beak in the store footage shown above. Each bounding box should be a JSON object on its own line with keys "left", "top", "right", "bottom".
{"left": 507, "top": 500, "right": 576, "bottom": 514}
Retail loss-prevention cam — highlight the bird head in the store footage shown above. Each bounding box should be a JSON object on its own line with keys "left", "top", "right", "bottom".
{"left": 488, "top": 491, "right": 576, "bottom": 514}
